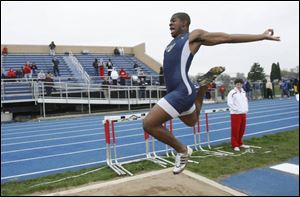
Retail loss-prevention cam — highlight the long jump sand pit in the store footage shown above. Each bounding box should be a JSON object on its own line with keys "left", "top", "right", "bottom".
{"left": 44, "top": 168, "right": 246, "bottom": 196}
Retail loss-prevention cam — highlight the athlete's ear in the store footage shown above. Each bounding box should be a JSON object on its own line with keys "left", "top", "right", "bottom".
{"left": 182, "top": 20, "right": 189, "bottom": 28}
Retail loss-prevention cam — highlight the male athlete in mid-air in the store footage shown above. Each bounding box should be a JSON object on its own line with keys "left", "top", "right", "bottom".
{"left": 143, "top": 12, "right": 280, "bottom": 174}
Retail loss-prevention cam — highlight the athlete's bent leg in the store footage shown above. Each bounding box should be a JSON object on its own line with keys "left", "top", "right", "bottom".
{"left": 143, "top": 104, "right": 187, "bottom": 153}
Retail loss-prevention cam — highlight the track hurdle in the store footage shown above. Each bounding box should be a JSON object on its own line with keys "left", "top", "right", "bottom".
{"left": 204, "top": 107, "right": 230, "bottom": 149}
{"left": 103, "top": 112, "right": 175, "bottom": 176}
{"left": 191, "top": 107, "right": 233, "bottom": 157}
{"left": 144, "top": 127, "right": 175, "bottom": 167}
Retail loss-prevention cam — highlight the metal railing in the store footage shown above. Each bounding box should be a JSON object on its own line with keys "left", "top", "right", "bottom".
{"left": 64, "top": 51, "right": 90, "bottom": 83}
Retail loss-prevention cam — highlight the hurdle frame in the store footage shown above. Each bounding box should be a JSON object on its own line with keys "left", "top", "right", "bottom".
{"left": 191, "top": 107, "right": 234, "bottom": 158}
{"left": 103, "top": 112, "right": 176, "bottom": 176}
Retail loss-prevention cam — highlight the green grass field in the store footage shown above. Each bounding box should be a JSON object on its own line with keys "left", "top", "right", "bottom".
{"left": 1, "top": 129, "right": 299, "bottom": 196}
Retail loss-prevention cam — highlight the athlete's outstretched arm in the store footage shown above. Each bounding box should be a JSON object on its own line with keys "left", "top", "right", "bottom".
{"left": 190, "top": 29, "right": 280, "bottom": 46}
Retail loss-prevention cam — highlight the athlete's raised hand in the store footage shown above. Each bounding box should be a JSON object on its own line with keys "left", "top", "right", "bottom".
{"left": 263, "top": 29, "right": 280, "bottom": 41}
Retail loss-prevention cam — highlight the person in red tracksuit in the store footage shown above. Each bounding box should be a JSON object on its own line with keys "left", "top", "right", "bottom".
{"left": 227, "top": 78, "right": 250, "bottom": 151}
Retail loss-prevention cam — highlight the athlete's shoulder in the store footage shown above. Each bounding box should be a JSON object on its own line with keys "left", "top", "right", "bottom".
{"left": 189, "top": 29, "right": 208, "bottom": 43}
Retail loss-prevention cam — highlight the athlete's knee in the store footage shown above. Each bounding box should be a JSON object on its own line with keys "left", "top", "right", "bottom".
{"left": 180, "top": 115, "right": 198, "bottom": 127}
{"left": 184, "top": 121, "right": 196, "bottom": 127}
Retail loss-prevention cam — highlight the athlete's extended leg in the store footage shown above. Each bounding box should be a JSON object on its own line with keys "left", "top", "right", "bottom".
{"left": 143, "top": 104, "right": 187, "bottom": 153}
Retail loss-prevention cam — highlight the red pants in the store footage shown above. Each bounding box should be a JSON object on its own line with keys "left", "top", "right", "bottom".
{"left": 230, "top": 114, "right": 247, "bottom": 148}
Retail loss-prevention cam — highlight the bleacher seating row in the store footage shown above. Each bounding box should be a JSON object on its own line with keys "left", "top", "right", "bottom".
{"left": 75, "top": 53, "right": 157, "bottom": 80}
{"left": 1, "top": 53, "right": 159, "bottom": 102}
{"left": 2, "top": 54, "right": 74, "bottom": 80}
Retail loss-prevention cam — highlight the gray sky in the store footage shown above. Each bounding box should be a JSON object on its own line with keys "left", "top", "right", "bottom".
{"left": 1, "top": 1, "right": 299, "bottom": 76}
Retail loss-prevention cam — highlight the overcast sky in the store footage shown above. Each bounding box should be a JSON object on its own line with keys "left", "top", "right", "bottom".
{"left": 1, "top": 1, "right": 299, "bottom": 76}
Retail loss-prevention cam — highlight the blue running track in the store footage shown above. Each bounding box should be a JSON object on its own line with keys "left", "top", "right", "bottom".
{"left": 1, "top": 98, "right": 299, "bottom": 183}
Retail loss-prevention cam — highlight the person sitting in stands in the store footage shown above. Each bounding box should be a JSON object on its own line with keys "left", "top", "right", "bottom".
{"left": 44, "top": 72, "right": 54, "bottom": 96}
{"left": 119, "top": 67, "right": 128, "bottom": 85}
{"left": 16, "top": 67, "right": 23, "bottom": 79}
{"left": 7, "top": 68, "right": 16, "bottom": 79}
{"left": 22, "top": 62, "right": 32, "bottom": 80}
{"left": 31, "top": 62, "right": 38, "bottom": 76}
{"left": 38, "top": 70, "right": 46, "bottom": 82}
{"left": 99, "top": 60, "right": 105, "bottom": 80}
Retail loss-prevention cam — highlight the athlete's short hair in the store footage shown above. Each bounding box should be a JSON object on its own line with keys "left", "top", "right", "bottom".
{"left": 172, "top": 12, "right": 191, "bottom": 26}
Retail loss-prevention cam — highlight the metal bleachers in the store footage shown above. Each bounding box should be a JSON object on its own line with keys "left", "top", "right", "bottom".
{"left": 1, "top": 53, "right": 76, "bottom": 102}
{"left": 2, "top": 53, "right": 74, "bottom": 79}
{"left": 75, "top": 53, "right": 158, "bottom": 83}
{"left": 1, "top": 53, "right": 160, "bottom": 103}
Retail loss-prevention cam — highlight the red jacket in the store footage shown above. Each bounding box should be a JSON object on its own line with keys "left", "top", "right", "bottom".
{"left": 23, "top": 64, "right": 32, "bottom": 74}
{"left": 7, "top": 69, "right": 16, "bottom": 78}
{"left": 119, "top": 69, "right": 128, "bottom": 79}
{"left": 99, "top": 65, "right": 105, "bottom": 76}
{"left": 219, "top": 86, "right": 226, "bottom": 93}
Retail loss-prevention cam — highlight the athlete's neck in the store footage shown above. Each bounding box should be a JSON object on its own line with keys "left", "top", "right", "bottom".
{"left": 175, "top": 31, "right": 189, "bottom": 38}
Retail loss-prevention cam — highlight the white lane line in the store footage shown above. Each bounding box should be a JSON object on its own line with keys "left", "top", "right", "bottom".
{"left": 270, "top": 163, "right": 299, "bottom": 175}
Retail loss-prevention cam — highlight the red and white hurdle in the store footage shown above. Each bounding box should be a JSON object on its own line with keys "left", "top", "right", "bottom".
{"left": 191, "top": 107, "right": 234, "bottom": 157}
{"left": 103, "top": 112, "right": 175, "bottom": 176}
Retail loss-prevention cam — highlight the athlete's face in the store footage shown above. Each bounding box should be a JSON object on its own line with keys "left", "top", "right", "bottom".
{"left": 169, "top": 16, "right": 186, "bottom": 38}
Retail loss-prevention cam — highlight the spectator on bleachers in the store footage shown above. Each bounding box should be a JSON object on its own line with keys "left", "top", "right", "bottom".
{"left": 132, "top": 74, "right": 139, "bottom": 86}
{"left": 133, "top": 63, "right": 140, "bottom": 74}
{"left": 23, "top": 61, "right": 32, "bottom": 80}
{"left": 49, "top": 41, "right": 56, "bottom": 56}
{"left": 44, "top": 72, "right": 54, "bottom": 96}
{"left": 159, "top": 66, "right": 164, "bottom": 86}
{"left": 111, "top": 67, "right": 119, "bottom": 85}
{"left": 139, "top": 76, "right": 147, "bottom": 99}
{"left": 2, "top": 46, "right": 8, "bottom": 56}
{"left": 138, "top": 68, "right": 146, "bottom": 81}
{"left": 107, "top": 59, "right": 113, "bottom": 78}
{"left": 37, "top": 70, "right": 46, "bottom": 82}
{"left": 92, "top": 58, "right": 99, "bottom": 76}
{"left": 52, "top": 57, "right": 60, "bottom": 77}
{"left": 31, "top": 62, "right": 38, "bottom": 76}
{"left": 119, "top": 67, "right": 128, "bottom": 86}
{"left": 114, "top": 47, "right": 120, "bottom": 56}
{"left": 7, "top": 68, "right": 16, "bottom": 79}
{"left": 16, "top": 67, "right": 23, "bottom": 79}
{"left": 99, "top": 60, "right": 105, "bottom": 80}
{"left": 101, "top": 79, "right": 110, "bottom": 98}
{"left": 119, "top": 47, "right": 124, "bottom": 55}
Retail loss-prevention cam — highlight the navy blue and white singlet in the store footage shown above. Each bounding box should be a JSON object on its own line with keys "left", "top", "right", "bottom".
{"left": 157, "top": 32, "right": 196, "bottom": 118}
